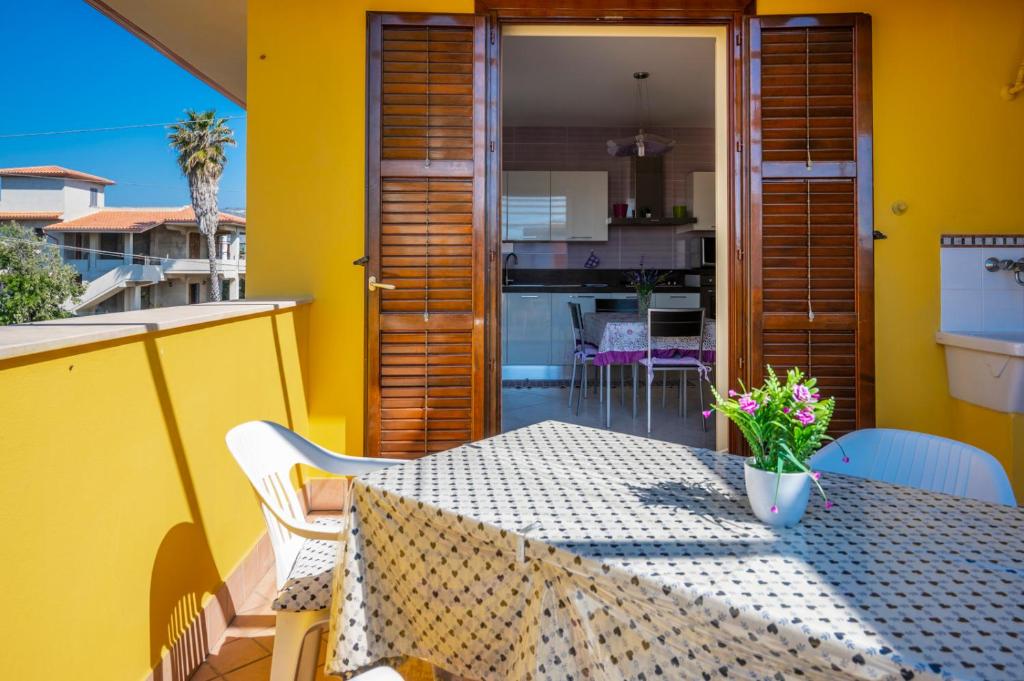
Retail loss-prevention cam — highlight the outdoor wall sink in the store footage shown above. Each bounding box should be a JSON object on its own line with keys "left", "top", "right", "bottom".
{"left": 936, "top": 331, "right": 1024, "bottom": 413}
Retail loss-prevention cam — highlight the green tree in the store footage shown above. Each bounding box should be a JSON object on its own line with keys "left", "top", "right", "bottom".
{"left": 0, "top": 221, "right": 84, "bottom": 325}
{"left": 168, "top": 109, "right": 236, "bottom": 302}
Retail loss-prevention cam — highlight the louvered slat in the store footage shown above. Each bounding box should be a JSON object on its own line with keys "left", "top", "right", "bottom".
{"left": 748, "top": 15, "right": 873, "bottom": 438}
{"left": 381, "top": 27, "right": 475, "bottom": 162}
{"left": 368, "top": 15, "right": 484, "bottom": 458}
{"left": 761, "top": 27, "right": 855, "bottom": 164}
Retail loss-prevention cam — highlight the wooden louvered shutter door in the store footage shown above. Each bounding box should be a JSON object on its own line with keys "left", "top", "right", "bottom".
{"left": 747, "top": 14, "right": 874, "bottom": 435}
{"left": 366, "top": 14, "right": 486, "bottom": 457}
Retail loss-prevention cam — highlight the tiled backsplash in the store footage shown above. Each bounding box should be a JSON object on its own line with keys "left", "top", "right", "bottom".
{"left": 940, "top": 235, "right": 1024, "bottom": 332}
{"left": 504, "top": 125, "right": 713, "bottom": 269}
{"left": 510, "top": 226, "right": 703, "bottom": 270}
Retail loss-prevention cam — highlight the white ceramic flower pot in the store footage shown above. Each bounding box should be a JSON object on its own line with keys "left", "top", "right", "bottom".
{"left": 744, "top": 458, "right": 811, "bottom": 528}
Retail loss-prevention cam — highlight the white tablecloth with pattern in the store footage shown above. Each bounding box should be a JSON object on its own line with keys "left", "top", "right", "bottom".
{"left": 583, "top": 312, "right": 716, "bottom": 366}
{"left": 326, "top": 421, "right": 1024, "bottom": 680}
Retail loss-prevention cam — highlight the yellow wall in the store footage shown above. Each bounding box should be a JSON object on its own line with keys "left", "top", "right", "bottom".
{"left": 248, "top": 0, "right": 1024, "bottom": 492}
{"left": 759, "top": 0, "right": 1024, "bottom": 495}
{"left": 246, "top": 0, "right": 473, "bottom": 457}
{"left": 0, "top": 307, "right": 309, "bottom": 680}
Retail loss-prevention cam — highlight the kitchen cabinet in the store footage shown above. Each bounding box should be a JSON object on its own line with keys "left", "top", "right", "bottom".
{"left": 652, "top": 292, "right": 701, "bottom": 309}
{"left": 504, "top": 170, "right": 608, "bottom": 242}
{"left": 504, "top": 171, "right": 551, "bottom": 241}
{"left": 504, "top": 292, "right": 552, "bottom": 365}
{"left": 550, "top": 171, "right": 608, "bottom": 242}
{"left": 688, "top": 171, "right": 716, "bottom": 231}
{"left": 550, "top": 293, "right": 598, "bottom": 365}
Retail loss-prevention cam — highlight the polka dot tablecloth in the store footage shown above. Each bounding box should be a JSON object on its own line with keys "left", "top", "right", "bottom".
{"left": 325, "top": 421, "right": 1024, "bottom": 680}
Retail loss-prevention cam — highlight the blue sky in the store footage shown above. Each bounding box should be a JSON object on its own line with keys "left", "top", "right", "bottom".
{"left": 0, "top": 1, "right": 246, "bottom": 208}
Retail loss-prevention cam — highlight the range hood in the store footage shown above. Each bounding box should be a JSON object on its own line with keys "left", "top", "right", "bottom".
{"left": 611, "top": 156, "right": 696, "bottom": 227}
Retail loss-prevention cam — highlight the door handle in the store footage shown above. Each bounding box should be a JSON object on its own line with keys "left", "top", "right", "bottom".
{"left": 368, "top": 276, "right": 395, "bottom": 291}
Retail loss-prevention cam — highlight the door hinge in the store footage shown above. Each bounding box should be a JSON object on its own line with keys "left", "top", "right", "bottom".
{"left": 739, "top": 356, "right": 745, "bottom": 370}
{"left": 490, "top": 29, "right": 495, "bottom": 45}
{"left": 490, "top": 141, "right": 495, "bottom": 153}
{"left": 736, "top": 140, "right": 743, "bottom": 153}
{"left": 736, "top": 33, "right": 742, "bottom": 47}
{"left": 736, "top": 248, "right": 743, "bottom": 262}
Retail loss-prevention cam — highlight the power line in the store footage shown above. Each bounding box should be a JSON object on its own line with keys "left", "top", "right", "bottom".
{"left": 0, "top": 115, "right": 246, "bottom": 140}
{"left": 114, "top": 180, "right": 246, "bottom": 194}
{"left": 0, "top": 234, "right": 244, "bottom": 263}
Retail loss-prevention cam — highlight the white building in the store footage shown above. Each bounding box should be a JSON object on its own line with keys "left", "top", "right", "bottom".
{"left": 0, "top": 165, "right": 113, "bottom": 233}
{"left": 0, "top": 165, "right": 245, "bottom": 314}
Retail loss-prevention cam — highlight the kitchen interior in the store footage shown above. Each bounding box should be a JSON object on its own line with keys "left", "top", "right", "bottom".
{"left": 500, "top": 32, "right": 718, "bottom": 448}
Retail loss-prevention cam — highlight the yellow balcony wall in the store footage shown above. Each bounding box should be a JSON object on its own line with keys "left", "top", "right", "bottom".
{"left": 0, "top": 304, "right": 309, "bottom": 680}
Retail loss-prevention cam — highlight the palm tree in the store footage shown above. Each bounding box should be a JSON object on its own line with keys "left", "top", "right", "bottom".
{"left": 168, "top": 110, "right": 236, "bottom": 302}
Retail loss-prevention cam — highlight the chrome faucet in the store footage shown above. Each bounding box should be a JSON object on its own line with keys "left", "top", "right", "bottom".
{"left": 503, "top": 252, "right": 518, "bottom": 286}
{"left": 985, "top": 256, "right": 1024, "bottom": 286}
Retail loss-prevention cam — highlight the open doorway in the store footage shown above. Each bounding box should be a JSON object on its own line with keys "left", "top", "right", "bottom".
{"left": 498, "top": 26, "right": 729, "bottom": 450}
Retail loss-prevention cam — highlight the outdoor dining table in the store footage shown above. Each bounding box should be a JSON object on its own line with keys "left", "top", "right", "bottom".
{"left": 325, "top": 421, "right": 1024, "bottom": 681}
{"left": 583, "top": 312, "right": 716, "bottom": 427}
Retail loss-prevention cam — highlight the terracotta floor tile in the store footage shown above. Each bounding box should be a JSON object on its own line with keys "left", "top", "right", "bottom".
{"left": 188, "top": 663, "right": 222, "bottom": 681}
{"left": 206, "top": 637, "right": 270, "bottom": 675}
{"left": 221, "top": 656, "right": 272, "bottom": 681}
{"left": 251, "top": 634, "right": 276, "bottom": 654}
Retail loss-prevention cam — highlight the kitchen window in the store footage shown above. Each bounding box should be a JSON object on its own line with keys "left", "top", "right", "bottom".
{"left": 89, "top": 187, "right": 98, "bottom": 207}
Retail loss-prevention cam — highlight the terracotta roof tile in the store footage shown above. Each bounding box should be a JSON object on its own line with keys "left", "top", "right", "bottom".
{"left": 44, "top": 207, "right": 245, "bottom": 233}
{"left": 0, "top": 165, "right": 115, "bottom": 186}
{"left": 0, "top": 211, "right": 63, "bottom": 222}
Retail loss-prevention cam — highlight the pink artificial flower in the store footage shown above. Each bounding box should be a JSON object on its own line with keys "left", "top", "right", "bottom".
{"left": 738, "top": 394, "right": 758, "bottom": 414}
{"left": 770, "top": 504, "right": 779, "bottom": 514}
{"left": 702, "top": 410, "right": 713, "bottom": 420}
{"left": 782, "top": 407, "right": 791, "bottom": 414}
{"left": 792, "top": 384, "right": 812, "bottom": 403}
{"left": 824, "top": 499, "right": 834, "bottom": 510}
{"left": 811, "top": 471, "right": 822, "bottom": 481}
{"left": 728, "top": 389, "right": 738, "bottom": 397}
{"left": 795, "top": 408, "right": 816, "bottom": 426}
{"left": 841, "top": 455, "right": 850, "bottom": 464}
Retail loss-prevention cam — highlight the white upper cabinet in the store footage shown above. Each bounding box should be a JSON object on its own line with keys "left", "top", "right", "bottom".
{"left": 504, "top": 170, "right": 608, "bottom": 242}
{"left": 550, "top": 171, "right": 608, "bottom": 242}
{"left": 504, "top": 171, "right": 551, "bottom": 241}
{"left": 689, "top": 171, "right": 716, "bottom": 231}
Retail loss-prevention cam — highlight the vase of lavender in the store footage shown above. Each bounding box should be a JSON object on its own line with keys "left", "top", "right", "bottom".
{"left": 706, "top": 366, "right": 836, "bottom": 528}
{"left": 627, "top": 266, "right": 669, "bottom": 321}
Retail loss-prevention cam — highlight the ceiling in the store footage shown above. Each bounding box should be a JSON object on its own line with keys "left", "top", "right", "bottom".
{"left": 86, "top": 0, "right": 246, "bottom": 106}
{"left": 503, "top": 36, "right": 715, "bottom": 128}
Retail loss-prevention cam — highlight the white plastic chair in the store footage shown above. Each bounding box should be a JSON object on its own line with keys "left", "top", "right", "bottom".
{"left": 225, "top": 420, "right": 406, "bottom": 681}
{"left": 812, "top": 428, "right": 1016, "bottom": 506}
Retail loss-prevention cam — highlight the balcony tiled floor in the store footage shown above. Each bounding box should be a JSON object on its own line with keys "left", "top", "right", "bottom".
{"left": 189, "top": 567, "right": 436, "bottom": 681}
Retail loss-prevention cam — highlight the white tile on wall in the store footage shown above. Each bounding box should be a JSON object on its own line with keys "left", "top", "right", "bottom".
{"left": 941, "top": 289, "right": 983, "bottom": 332}
{"left": 940, "top": 248, "right": 984, "bottom": 290}
{"left": 982, "top": 290, "right": 1024, "bottom": 332}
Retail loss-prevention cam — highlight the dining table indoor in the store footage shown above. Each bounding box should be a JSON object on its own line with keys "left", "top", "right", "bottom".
{"left": 583, "top": 312, "right": 717, "bottom": 427}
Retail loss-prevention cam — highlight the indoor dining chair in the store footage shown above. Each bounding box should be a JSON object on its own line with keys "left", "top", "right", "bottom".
{"left": 638, "top": 308, "right": 710, "bottom": 434}
{"left": 568, "top": 301, "right": 600, "bottom": 414}
{"left": 812, "top": 428, "right": 1017, "bottom": 506}
{"left": 225, "top": 420, "right": 405, "bottom": 681}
